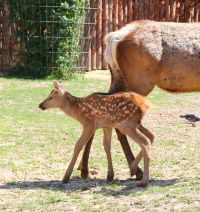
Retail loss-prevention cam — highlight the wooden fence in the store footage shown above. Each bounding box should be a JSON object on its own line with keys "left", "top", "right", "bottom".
{"left": 0, "top": 0, "right": 200, "bottom": 75}
{"left": 87, "top": 0, "right": 200, "bottom": 70}
{"left": 0, "top": 2, "right": 10, "bottom": 74}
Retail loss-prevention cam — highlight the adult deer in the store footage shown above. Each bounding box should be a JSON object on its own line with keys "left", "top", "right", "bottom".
{"left": 78, "top": 20, "right": 200, "bottom": 180}
{"left": 39, "top": 81, "right": 153, "bottom": 187}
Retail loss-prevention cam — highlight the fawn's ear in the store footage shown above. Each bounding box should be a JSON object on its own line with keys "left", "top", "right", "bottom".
{"left": 53, "top": 81, "right": 64, "bottom": 93}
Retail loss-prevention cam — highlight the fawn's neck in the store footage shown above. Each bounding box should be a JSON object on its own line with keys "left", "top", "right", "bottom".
{"left": 59, "top": 92, "right": 82, "bottom": 120}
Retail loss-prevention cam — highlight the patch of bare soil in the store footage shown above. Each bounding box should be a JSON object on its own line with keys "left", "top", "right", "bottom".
{"left": 84, "top": 70, "right": 111, "bottom": 80}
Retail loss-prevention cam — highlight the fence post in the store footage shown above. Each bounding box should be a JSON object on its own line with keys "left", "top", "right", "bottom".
{"left": 78, "top": 0, "right": 98, "bottom": 71}
{"left": 96, "top": 0, "right": 102, "bottom": 70}
{"left": 102, "top": 0, "right": 108, "bottom": 69}
{"left": 0, "top": 1, "right": 12, "bottom": 75}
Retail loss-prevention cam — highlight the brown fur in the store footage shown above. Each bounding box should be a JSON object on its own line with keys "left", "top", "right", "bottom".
{"left": 39, "top": 82, "right": 154, "bottom": 187}
{"left": 105, "top": 20, "right": 200, "bottom": 96}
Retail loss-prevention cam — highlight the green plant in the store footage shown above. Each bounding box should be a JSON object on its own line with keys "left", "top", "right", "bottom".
{"left": 8, "top": 0, "right": 86, "bottom": 78}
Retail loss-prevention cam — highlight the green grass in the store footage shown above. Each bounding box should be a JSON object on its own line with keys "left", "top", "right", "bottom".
{"left": 0, "top": 77, "right": 200, "bottom": 211}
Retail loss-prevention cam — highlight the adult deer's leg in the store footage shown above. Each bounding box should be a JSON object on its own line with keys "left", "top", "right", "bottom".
{"left": 115, "top": 129, "right": 143, "bottom": 180}
{"left": 103, "top": 128, "right": 114, "bottom": 181}
{"left": 62, "top": 126, "right": 95, "bottom": 183}
{"left": 77, "top": 134, "right": 94, "bottom": 178}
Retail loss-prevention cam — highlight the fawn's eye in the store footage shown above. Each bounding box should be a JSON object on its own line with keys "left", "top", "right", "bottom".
{"left": 48, "top": 97, "right": 53, "bottom": 101}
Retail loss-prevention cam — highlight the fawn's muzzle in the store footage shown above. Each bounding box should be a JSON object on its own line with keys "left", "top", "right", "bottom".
{"left": 39, "top": 103, "right": 46, "bottom": 110}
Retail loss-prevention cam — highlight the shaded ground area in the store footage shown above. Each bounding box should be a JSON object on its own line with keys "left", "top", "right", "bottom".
{"left": 0, "top": 73, "right": 200, "bottom": 211}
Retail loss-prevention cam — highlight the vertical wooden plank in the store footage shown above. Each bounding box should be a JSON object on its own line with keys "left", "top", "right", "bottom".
{"left": 122, "top": 0, "right": 127, "bottom": 25}
{"left": 189, "top": 3, "right": 195, "bottom": 22}
{"left": 135, "top": 0, "right": 141, "bottom": 20}
{"left": 87, "top": 2, "right": 92, "bottom": 71}
{"left": 144, "top": 0, "right": 148, "bottom": 19}
{"left": 184, "top": 1, "right": 189, "bottom": 22}
{"left": 174, "top": 1, "right": 179, "bottom": 22}
{"left": 89, "top": 0, "right": 99, "bottom": 71}
{"left": 193, "top": 2, "right": 198, "bottom": 22}
{"left": 78, "top": 0, "right": 98, "bottom": 71}
{"left": 148, "top": 0, "right": 154, "bottom": 20}
{"left": 132, "top": 0, "right": 136, "bottom": 21}
{"left": 113, "top": 0, "right": 118, "bottom": 31}
{"left": 159, "top": 0, "right": 162, "bottom": 21}
{"left": 87, "top": 48, "right": 91, "bottom": 70}
{"left": 179, "top": 0, "right": 185, "bottom": 22}
{"left": 127, "top": 0, "right": 133, "bottom": 22}
{"left": 96, "top": 0, "right": 102, "bottom": 69}
{"left": 91, "top": 26, "right": 96, "bottom": 70}
{"left": 102, "top": 0, "right": 108, "bottom": 69}
{"left": 138, "top": 0, "right": 141, "bottom": 19}
{"left": 194, "top": 2, "right": 200, "bottom": 22}
{"left": 155, "top": 0, "right": 160, "bottom": 20}
{"left": 170, "top": 0, "right": 175, "bottom": 21}
{"left": 140, "top": 0, "right": 144, "bottom": 19}
{"left": 165, "top": 0, "right": 170, "bottom": 21}
{"left": 1, "top": 1, "right": 10, "bottom": 74}
{"left": 198, "top": 2, "right": 200, "bottom": 22}
{"left": 160, "top": 1, "right": 165, "bottom": 21}
{"left": 108, "top": 0, "right": 113, "bottom": 32}
{"left": 118, "top": 0, "right": 123, "bottom": 29}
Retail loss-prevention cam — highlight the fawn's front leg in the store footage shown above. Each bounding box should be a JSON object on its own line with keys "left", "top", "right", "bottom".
{"left": 62, "top": 126, "right": 95, "bottom": 184}
{"left": 103, "top": 128, "right": 114, "bottom": 181}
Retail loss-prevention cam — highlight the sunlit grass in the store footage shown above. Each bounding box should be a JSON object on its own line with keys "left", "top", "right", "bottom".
{"left": 0, "top": 77, "right": 200, "bottom": 211}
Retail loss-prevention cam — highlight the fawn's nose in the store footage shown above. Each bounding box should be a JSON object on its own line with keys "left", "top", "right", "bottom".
{"left": 39, "top": 103, "right": 46, "bottom": 110}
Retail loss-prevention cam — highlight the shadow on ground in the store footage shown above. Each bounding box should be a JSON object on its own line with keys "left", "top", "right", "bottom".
{"left": 0, "top": 177, "right": 180, "bottom": 196}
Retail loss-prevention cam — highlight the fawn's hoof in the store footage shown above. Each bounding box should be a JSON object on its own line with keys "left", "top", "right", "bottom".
{"left": 130, "top": 166, "right": 143, "bottom": 180}
{"left": 136, "top": 180, "right": 149, "bottom": 188}
{"left": 130, "top": 168, "right": 137, "bottom": 177}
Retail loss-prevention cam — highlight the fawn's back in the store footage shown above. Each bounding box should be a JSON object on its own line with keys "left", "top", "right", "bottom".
{"left": 77, "top": 92, "right": 150, "bottom": 127}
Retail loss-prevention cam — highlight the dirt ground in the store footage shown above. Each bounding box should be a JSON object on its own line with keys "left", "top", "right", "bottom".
{"left": 85, "top": 69, "right": 111, "bottom": 80}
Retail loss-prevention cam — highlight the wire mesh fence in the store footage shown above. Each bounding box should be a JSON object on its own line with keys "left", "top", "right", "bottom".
{"left": 0, "top": 0, "right": 98, "bottom": 78}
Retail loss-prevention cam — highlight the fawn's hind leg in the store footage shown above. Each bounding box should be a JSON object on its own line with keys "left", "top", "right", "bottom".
{"left": 62, "top": 126, "right": 95, "bottom": 183}
{"left": 118, "top": 125, "right": 151, "bottom": 187}
{"left": 103, "top": 128, "right": 114, "bottom": 181}
{"left": 115, "top": 129, "right": 143, "bottom": 180}
{"left": 130, "top": 124, "right": 154, "bottom": 175}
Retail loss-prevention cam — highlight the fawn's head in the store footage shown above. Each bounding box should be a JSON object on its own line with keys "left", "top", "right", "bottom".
{"left": 39, "top": 81, "right": 65, "bottom": 110}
